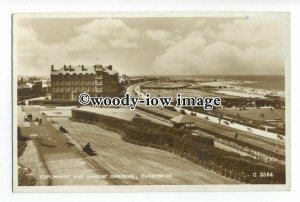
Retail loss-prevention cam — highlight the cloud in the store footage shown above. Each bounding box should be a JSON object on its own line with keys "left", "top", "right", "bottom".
{"left": 144, "top": 29, "right": 182, "bottom": 46}
{"left": 16, "top": 26, "right": 88, "bottom": 75}
{"left": 195, "top": 20, "right": 206, "bottom": 28}
{"left": 153, "top": 17, "right": 285, "bottom": 75}
{"left": 16, "top": 19, "right": 141, "bottom": 75}
{"left": 217, "top": 16, "right": 284, "bottom": 47}
{"left": 16, "top": 17, "right": 286, "bottom": 76}
{"left": 74, "top": 19, "right": 140, "bottom": 48}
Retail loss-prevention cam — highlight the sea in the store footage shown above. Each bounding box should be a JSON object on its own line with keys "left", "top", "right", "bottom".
{"left": 170, "top": 75, "right": 285, "bottom": 91}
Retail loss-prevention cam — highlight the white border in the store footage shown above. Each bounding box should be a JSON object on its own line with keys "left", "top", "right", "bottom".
{"left": 12, "top": 11, "right": 291, "bottom": 193}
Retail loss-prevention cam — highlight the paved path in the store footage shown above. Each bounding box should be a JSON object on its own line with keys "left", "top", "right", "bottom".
{"left": 20, "top": 106, "right": 109, "bottom": 185}
{"left": 17, "top": 106, "right": 30, "bottom": 127}
{"left": 18, "top": 140, "right": 50, "bottom": 185}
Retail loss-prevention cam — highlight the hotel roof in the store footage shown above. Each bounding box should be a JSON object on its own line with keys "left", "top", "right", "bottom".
{"left": 51, "top": 64, "right": 118, "bottom": 76}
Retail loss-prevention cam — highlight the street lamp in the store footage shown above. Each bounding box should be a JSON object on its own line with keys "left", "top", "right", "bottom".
{"left": 276, "top": 134, "right": 278, "bottom": 154}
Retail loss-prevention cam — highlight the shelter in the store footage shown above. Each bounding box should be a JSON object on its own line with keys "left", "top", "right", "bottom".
{"left": 170, "top": 115, "right": 194, "bottom": 128}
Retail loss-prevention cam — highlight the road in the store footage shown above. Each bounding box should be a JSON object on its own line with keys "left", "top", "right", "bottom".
{"left": 127, "top": 85, "right": 285, "bottom": 155}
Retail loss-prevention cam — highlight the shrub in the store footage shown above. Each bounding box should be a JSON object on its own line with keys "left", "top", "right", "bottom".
{"left": 136, "top": 106, "right": 170, "bottom": 119}
{"left": 72, "top": 109, "right": 131, "bottom": 132}
{"left": 165, "top": 106, "right": 177, "bottom": 112}
{"left": 180, "top": 109, "right": 187, "bottom": 114}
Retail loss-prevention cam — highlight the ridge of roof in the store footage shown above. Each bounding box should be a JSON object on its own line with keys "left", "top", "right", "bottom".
{"left": 51, "top": 65, "right": 119, "bottom": 75}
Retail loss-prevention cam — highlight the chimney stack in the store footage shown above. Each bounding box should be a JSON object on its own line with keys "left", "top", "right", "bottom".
{"left": 107, "top": 65, "right": 112, "bottom": 70}
{"left": 81, "top": 65, "right": 85, "bottom": 71}
{"left": 51, "top": 65, "right": 55, "bottom": 71}
{"left": 63, "top": 65, "right": 67, "bottom": 71}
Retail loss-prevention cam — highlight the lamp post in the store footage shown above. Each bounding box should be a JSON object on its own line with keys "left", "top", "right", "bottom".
{"left": 276, "top": 134, "right": 278, "bottom": 154}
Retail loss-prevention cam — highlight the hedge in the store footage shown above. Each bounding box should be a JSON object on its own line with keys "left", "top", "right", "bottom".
{"left": 136, "top": 106, "right": 170, "bottom": 120}
{"left": 196, "top": 126, "right": 285, "bottom": 161}
{"left": 30, "top": 99, "right": 79, "bottom": 106}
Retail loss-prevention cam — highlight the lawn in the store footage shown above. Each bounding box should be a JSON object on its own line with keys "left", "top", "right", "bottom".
{"left": 220, "top": 108, "right": 285, "bottom": 122}
{"left": 142, "top": 82, "right": 188, "bottom": 89}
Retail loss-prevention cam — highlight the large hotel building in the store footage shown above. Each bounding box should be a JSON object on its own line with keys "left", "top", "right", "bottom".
{"left": 50, "top": 64, "right": 120, "bottom": 100}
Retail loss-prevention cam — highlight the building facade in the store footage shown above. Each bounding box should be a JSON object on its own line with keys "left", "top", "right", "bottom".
{"left": 51, "top": 64, "right": 120, "bottom": 100}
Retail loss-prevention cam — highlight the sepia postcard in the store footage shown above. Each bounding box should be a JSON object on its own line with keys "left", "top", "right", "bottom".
{"left": 13, "top": 13, "right": 290, "bottom": 192}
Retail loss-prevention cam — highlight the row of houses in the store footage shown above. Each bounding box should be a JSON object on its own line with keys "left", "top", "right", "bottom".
{"left": 17, "top": 79, "right": 50, "bottom": 101}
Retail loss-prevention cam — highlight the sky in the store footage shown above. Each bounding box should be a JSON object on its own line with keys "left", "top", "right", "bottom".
{"left": 14, "top": 14, "right": 287, "bottom": 76}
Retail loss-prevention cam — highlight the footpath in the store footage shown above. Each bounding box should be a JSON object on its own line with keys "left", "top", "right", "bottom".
{"left": 19, "top": 105, "right": 109, "bottom": 185}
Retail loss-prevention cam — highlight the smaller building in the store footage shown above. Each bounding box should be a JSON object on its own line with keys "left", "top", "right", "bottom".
{"left": 170, "top": 115, "right": 194, "bottom": 128}
{"left": 32, "top": 81, "right": 43, "bottom": 95}
{"left": 17, "top": 84, "right": 31, "bottom": 98}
